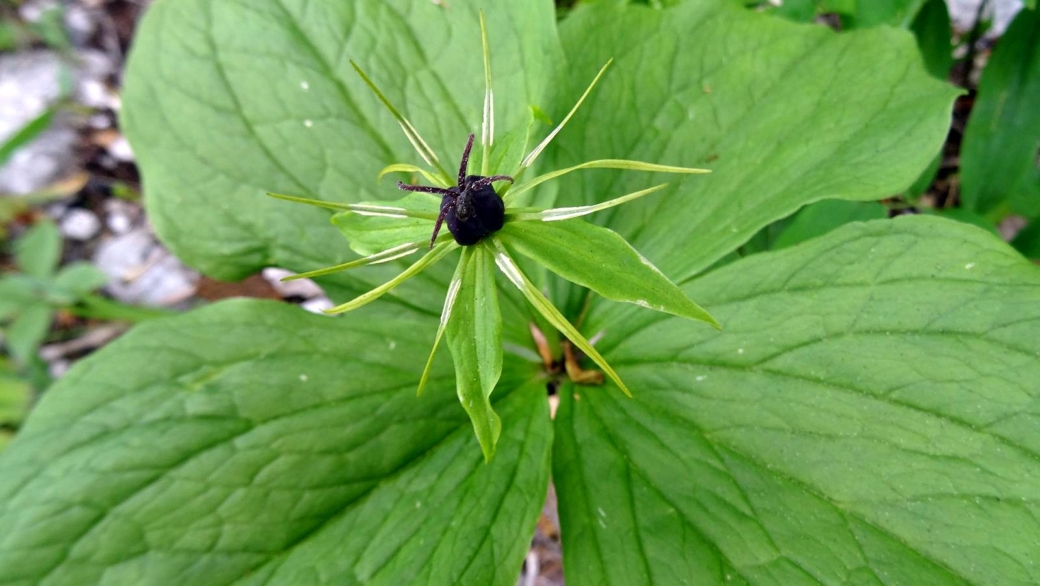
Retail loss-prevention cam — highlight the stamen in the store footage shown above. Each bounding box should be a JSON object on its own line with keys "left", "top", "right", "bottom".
{"left": 467, "top": 175, "right": 514, "bottom": 191}
{"left": 458, "top": 133, "right": 475, "bottom": 187}
{"left": 397, "top": 182, "right": 454, "bottom": 196}
{"left": 430, "top": 203, "right": 453, "bottom": 248}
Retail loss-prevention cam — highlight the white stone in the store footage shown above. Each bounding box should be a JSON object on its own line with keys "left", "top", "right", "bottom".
{"left": 93, "top": 229, "right": 198, "bottom": 305}
{"left": 60, "top": 208, "right": 101, "bottom": 241}
{"left": 107, "top": 136, "right": 135, "bottom": 162}
{"left": 262, "top": 267, "right": 326, "bottom": 299}
{"left": 301, "top": 297, "right": 334, "bottom": 315}
{"left": 946, "top": 0, "right": 1023, "bottom": 35}
{"left": 103, "top": 199, "right": 137, "bottom": 234}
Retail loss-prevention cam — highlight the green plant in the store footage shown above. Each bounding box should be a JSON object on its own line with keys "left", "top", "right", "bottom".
{"left": 1, "top": 1, "right": 1038, "bottom": 584}
{"left": 0, "top": 358, "right": 30, "bottom": 451}
{"left": 0, "top": 221, "right": 106, "bottom": 366}
{"left": 0, "top": 3, "right": 71, "bottom": 52}
{"left": 960, "top": 7, "right": 1040, "bottom": 233}
{"left": 0, "top": 220, "right": 169, "bottom": 374}
{"left": 269, "top": 36, "right": 717, "bottom": 459}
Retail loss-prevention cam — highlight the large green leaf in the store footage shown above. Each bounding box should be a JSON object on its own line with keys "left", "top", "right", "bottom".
{"left": 759, "top": 0, "right": 930, "bottom": 28}
{"left": 960, "top": 8, "right": 1040, "bottom": 219}
{"left": 910, "top": 0, "right": 953, "bottom": 80}
{"left": 1012, "top": 219, "right": 1040, "bottom": 260}
{"left": 0, "top": 300, "right": 551, "bottom": 585}
{"left": 761, "top": 0, "right": 817, "bottom": 23}
{"left": 852, "top": 0, "right": 927, "bottom": 28}
{"left": 556, "top": 216, "right": 1040, "bottom": 585}
{"left": 550, "top": 1, "right": 958, "bottom": 291}
{"left": 121, "top": 0, "right": 561, "bottom": 307}
{"left": 770, "top": 199, "right": 888, "bottom": 250}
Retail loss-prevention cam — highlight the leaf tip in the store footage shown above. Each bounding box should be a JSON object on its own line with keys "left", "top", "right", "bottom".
{"left": 616, "top": 380, "right": 633, "bottom": 398}
{"left": 481, "top": 445, "right": 496, "bottom": 464}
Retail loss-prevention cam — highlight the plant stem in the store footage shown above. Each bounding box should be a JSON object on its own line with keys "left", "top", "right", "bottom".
{"left": 66, "top": 295, "right": 175, "bottom": 324}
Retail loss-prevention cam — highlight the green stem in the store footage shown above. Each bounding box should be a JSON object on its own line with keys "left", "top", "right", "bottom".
{"left": 66, "top": 295, "right": 176, "bottom": 324}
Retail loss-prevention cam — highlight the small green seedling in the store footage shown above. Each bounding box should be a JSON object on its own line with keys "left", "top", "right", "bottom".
{"left": 0, "top": 220, "right": 167, "bottom": 371}
{"left": 0, "top": 221, "right": 107, "bottom": 366}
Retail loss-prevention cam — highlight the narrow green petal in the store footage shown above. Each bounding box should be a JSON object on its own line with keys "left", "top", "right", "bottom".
{"left": 267, "top": 192, "right": 439, "bottom": 220}
{"left": 417, "top": 255, "right": 466, "bottom": 397}
{"left": 283, "top": 242, "right": 424, "bottom": 282}
{"left": 377, "top": 164, "right": 449, "bottom": 188}
{"left": 507, "top": 184, "right": 669, "bottom": 222}
{"left": 504, "top": 159, "right": 710, "bottom": 204}
{"left": 488, "top": 238, "right": 631, "bottom": 397}
{"left": 324, "top": 241, "right": 457, "bottom": 314}
{"left": 479, "top": 10, "right": 494, "bottom": 177}
{"left": 516, "top": 59, "right": 613, "bottom": 176}
{"left": 349, "top": 60, "right": 452, "bottom": 183}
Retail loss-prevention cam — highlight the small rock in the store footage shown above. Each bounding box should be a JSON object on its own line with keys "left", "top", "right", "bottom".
{"left": 78, "top": 78, "right": 114, "bottom": 110}
{"left": 262, "top": 267, "right": 326, "bottom": 299}
{"left": 63, "top": 4, "right": 97, "bottom": 46}
{"left": 60, "top": 208, "right": 101, "bottom": 241}
{"left": 93, "top": 228, "right": 198, "bottom": 306}
{"left": 107, "top": 136, "right": 134, "bottom": 163}
{"left": 0, "top": 126, "right": 78, "bottom": 195}
{"left": 104, "top": 199, "right": 137, "bottom": 234}
{"left": 301, "top": 297, "right": 334, "bottom": 315}
{"left": 998, "top": 215, "right": 1028, "bottom": 242}
{"left": 88, "top": 113, "right": 111, "bottom": 129}
{"left": 0, "top": 52, "right": 79, "bottom": 195}
{"left": 947, "top": 0, "right": 1024, "bottom": 35}
{"left": 48, "top": 359, "right": 70, "bottom": 380}
{"left": 17, "top": 0, "right": 60, "bottom": 24}
{"left": 106, "top": 211, "right": 132, "bottom": 234}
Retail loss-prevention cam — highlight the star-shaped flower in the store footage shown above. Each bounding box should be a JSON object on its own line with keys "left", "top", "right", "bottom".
{"left": 269, "top": 14, "right": 718, "bottom": 460}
